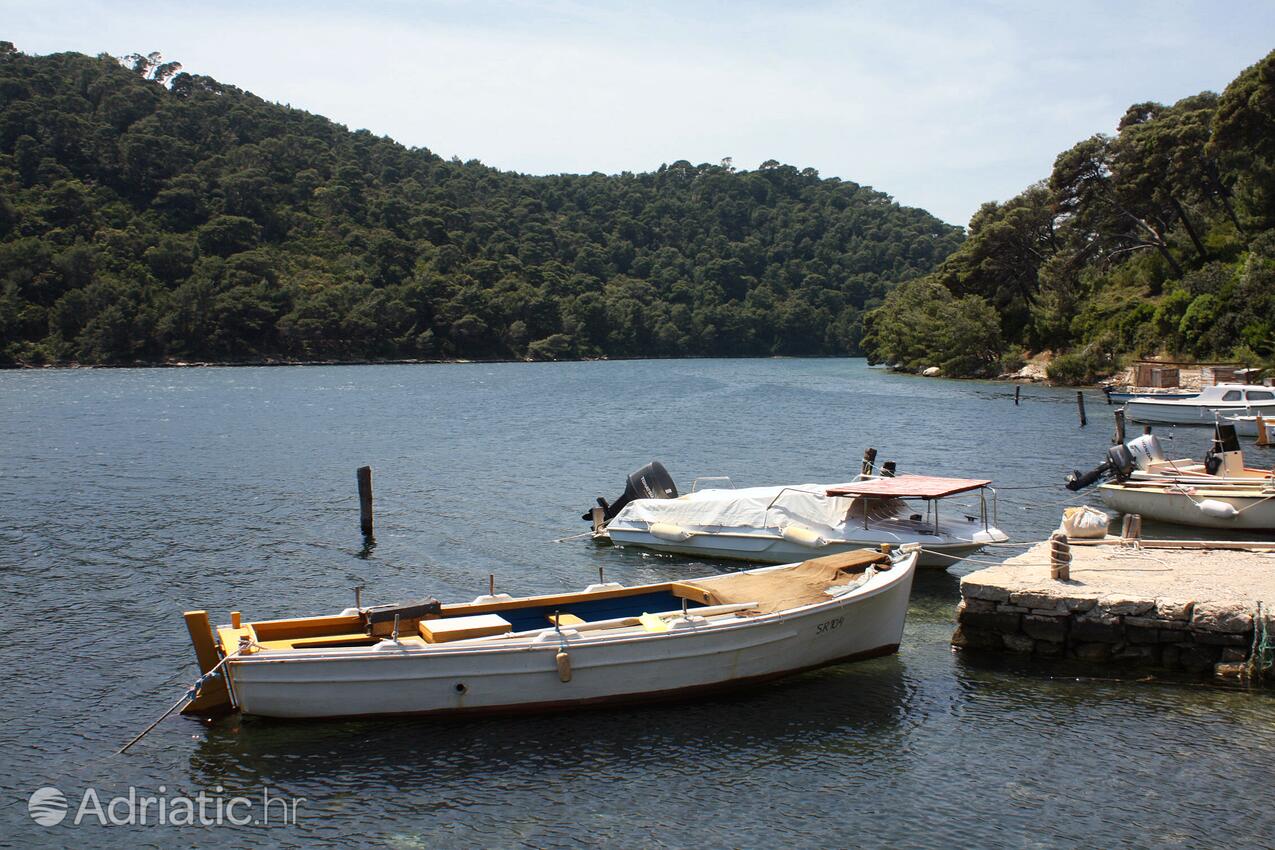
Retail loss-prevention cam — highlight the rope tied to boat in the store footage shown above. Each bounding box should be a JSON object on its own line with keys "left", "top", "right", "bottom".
{"left": 116, "top": 640, "right": 257, "bottom": 756}
{"left": 1251, "top": 601, "right": 1272, "bottom": 684}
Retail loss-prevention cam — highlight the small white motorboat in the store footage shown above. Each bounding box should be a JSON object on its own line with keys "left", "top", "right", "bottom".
{"left": 1124, "top": 383, "right": 1275, "bottom": 425}
{"left": 1221, "top": 413, "right": 1275, "bottom": 444}
{"left": 1067, "top": 425, "right": 1274, "bottom": 490}
{"left": 1095, "top": 479, "right": 1275, "bottom": 530}
{"left": 587, "top": 463, "right": 1007, "bottom": 568}
{"left": 1066, "top": 424, "right": 1275, "bottom": 530}
{"left": 181, "top": 546, "right": 918, "bottom": 719}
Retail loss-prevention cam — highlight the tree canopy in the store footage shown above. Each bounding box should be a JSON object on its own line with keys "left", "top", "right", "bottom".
{"left": 0, "top": 45, "right": 962, "bottom": 365}
{"left": 864, "top": 49, "right": 1275, "bottom": 380}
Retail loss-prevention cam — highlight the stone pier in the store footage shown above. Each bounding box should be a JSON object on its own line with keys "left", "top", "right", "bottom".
{"left": 954, "top": 541, "right": 1275, "bottom": 682}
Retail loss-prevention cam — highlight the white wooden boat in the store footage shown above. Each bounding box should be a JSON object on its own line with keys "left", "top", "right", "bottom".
{"left": 1097, "top": 480, "right": 1275, "bottom": 530}
{"left": 1124, "top": 383, "right": 1275, "bottom": 425}
{"left": 181, "top": 546, "right": 918, "bottom": 719}
{"left": 592, "top": 466, "right": 1006, "bottom": 568}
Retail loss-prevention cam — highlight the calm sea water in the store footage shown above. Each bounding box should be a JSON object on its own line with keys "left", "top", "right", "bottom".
{"left": 2, "top": 359, "right": 1273, "bottom": 848}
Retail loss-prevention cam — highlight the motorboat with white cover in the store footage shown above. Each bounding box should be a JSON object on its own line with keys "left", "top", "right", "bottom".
{"left": 181, "top": 546, "right": 918, "bottom": 719}
{"left": 1124, "top": 383, "right": 1275, "bottom": 425}
{"left": 587, "top": 463, "right": 1006, "bottom": 568}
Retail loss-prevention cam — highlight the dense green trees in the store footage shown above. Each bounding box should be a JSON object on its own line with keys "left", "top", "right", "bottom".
{"left": 865, "top": 49, "right": 1275, "bottom": 381}
{"left": 0, "top": 45, "right": 961, "bottom": 365}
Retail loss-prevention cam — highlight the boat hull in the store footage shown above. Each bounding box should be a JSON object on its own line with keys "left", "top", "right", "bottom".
{"left": 1098, "top": 484, "right": 1275, "bottom": 530}
{"left": 225, "top": 555, "right": 917, "bottom": 719}
{"left": 604, "top": 528, "right": 995, "bottom": 567}
{"left": 1125, "top": 399, "right": 1275, "bottom": 425}
{"left": 1222, "top": 416, "right": 1275, "bottom": 440}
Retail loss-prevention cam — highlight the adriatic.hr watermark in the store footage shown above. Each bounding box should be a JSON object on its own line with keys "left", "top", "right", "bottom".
{"left": 28, "top": 785, "right": 303, "bottom": 827}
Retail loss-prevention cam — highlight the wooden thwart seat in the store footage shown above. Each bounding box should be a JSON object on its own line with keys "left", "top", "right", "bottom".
{"left": 548, "top": 613, "right": 586, "bottom": 627}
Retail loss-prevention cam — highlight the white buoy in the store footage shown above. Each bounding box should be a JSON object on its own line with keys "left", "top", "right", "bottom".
{"left": 1197, "top": 499, "right": 1239, "bottom": 520}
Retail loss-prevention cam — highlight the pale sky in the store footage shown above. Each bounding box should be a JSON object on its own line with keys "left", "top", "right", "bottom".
{"left": 4, "top": 1, "right": 1273, "bottom": 226}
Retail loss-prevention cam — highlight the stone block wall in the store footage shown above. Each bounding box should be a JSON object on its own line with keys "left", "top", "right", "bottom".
{"left": 953, "top": 581, "right": 1274, "bottom": 682}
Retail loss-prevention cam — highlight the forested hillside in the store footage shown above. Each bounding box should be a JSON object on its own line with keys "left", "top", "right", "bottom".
{"left": 864, "top": 49, "right": 1275, "bottom": 383}
{"left": 0, "top": 44, "right": 961, "bottom": 366}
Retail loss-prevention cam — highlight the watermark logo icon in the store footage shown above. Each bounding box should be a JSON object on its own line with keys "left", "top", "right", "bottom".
{"left": 28, "top": 787, "right": 68, "bottom": 826}
{"left": 26, "top": 784, "right": 302, "bottom": 827}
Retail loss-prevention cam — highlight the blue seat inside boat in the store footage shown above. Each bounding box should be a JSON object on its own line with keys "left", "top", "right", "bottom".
{"left": 496, "top": 590, "right": 703, "bottom": 633}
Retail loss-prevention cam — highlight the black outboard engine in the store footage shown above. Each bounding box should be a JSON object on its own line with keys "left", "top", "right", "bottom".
{"left": 1066, "top": 444, "right": 1134, "bottom": 491}
{"left": 1065, "top": 433, "right": 1166, "bottom": 490}
{"left": 583, "top": 461, "right": 678, "bottom": 523}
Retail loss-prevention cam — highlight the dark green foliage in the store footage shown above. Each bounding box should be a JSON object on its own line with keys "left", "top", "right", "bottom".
{"left": 1046, "top": 349, "right": 1116, "bottom": 385}
{"left": 860, "top": 279, "right": 1003, "bottom": 377}
{"left": 864, "top": 49, "right": 1275, "bottom": 378}
{"left": 0, "top": 46, "right": 961, "bottom": 365}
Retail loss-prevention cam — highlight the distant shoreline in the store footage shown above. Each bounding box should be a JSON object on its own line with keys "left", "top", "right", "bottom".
{"left": 0, "top": 353, "right": 867, "bottom": 371}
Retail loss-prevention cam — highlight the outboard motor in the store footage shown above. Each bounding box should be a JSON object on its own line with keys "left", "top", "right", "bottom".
{"left": 1066, "top": 443, "right": 1136, "bottom": 491}
{"left": 1124, "top": 434, "right": 1165, "bottom": 470}
{"left": 583, "top": 461, "right": 678, "bottom": 523}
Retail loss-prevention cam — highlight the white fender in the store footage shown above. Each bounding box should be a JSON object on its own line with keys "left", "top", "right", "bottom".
{"left": 1197, "top": 499, "right": 1239, "bottom": 519}
{"left": 649, "top": 522, "right": 693, "bottom": 542}
{"left": 781, "top": 523, "right": 828, "bottom": 548}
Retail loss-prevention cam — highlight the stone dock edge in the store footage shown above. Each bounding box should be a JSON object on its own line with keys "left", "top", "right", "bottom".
{"left": 954, "top": 557, "right": 1275, "bottom": 685}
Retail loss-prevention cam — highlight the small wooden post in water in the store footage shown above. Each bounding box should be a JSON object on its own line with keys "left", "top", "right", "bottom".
{"left": 357, "top": 466, "right": 374, "bottom": 538}
{"left": 1014, "top": 385, "right": 1021, "bottom": 406}
{"left": 1076, "top": 391, "right": 1087, "bottom": 427}
{"left": 881, "top": 461, "right": 897, "bottom": 478}
{"left": 1113, "top": 408, "right": 1126, "bottom": 445}
{"left": 590, "top": 506, "right": 606, "bottom": 535}
{"left": 1144, "top": 424, "right": 1153, "bottom": 436}
{"left": 1257, "top": 414, "right": 1271, "bottom": 447}
{"left": 861, "top": 448, "right": 878, "bottom": 477}
{"left": 1049, "top": 531, "right": 1071, "bottom": 581}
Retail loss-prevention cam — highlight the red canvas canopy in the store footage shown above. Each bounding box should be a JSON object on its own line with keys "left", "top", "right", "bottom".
{"left": 826, "top": 475, "right": 992, "bottom": 499}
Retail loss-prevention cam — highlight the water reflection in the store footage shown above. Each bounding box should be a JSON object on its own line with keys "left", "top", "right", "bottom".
{"left": 191, "top": 657, "right": 914, "bottom": 785}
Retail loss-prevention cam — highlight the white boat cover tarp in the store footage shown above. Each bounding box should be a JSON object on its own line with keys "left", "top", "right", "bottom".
{"left": 611, "top": 484, "right": 898, "bottom": 537}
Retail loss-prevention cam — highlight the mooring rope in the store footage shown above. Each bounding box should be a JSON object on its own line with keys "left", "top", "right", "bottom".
{"left": 1251, "top": 601, "right": 1272, "bottom": 683}
{"left": 116, "top": 640, "right": 256, "bottom": 756}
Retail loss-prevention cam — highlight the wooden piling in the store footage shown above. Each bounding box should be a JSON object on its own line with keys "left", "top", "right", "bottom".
{"left": 1049, "top": 532, "right": 1071, "bottom": 581}
{"left": 1113, "top": 408, "right": 1126, "bottom": 445}
{"left": 1076, "top": 391, "right": 1087, "bottom": 427}
{"left": 1014, "top": 385, "right": 1021, "bottom": 406}
{"left": 1144, "top": 424, "right": 1153, "bottom": 436}
{"left": 881, "top": 461, "right": 897, "bottom": 478}
{"left": 357, "top": 466, "right": 374, "bottom": 538}
{"left": 590, "top": 506, "right": 606, "bottom": 535}
{"left": 861, "top": 448, "right": 878, "bottom": 477}
{"left": 1258, "top": 414, "right": 1271, "bottom": 447}
{"left": 1120, "top": 513, "right": 1143, "bottom": 542}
